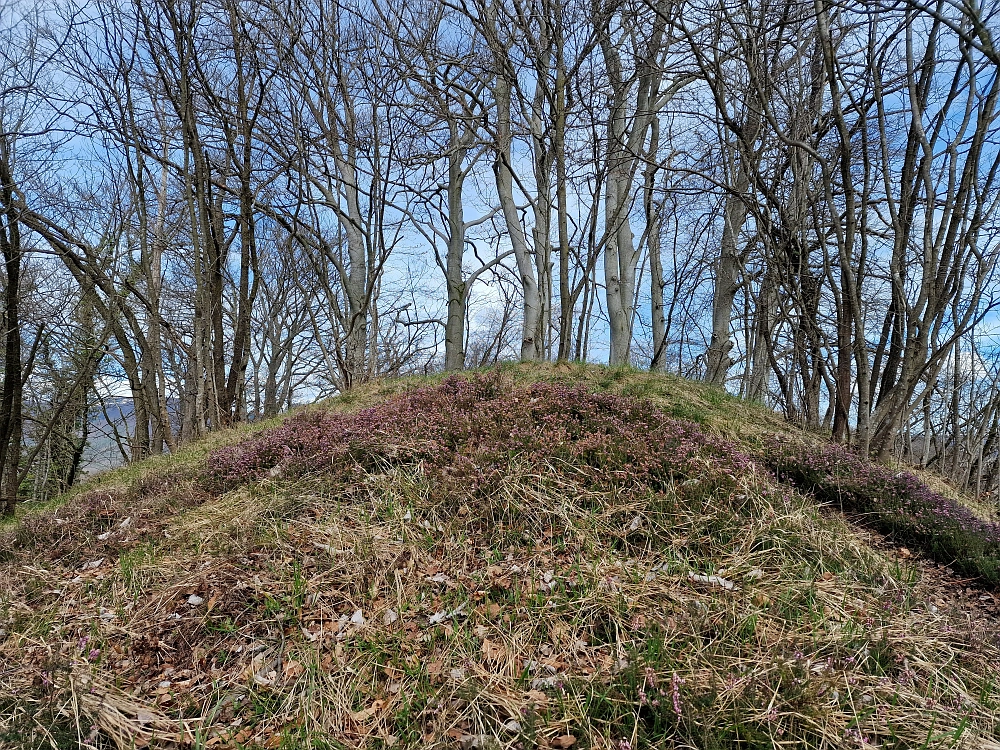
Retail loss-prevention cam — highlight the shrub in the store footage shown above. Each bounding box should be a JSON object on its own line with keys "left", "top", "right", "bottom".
{"left": 762, "top": 437, "right": 1000, "bottom": 586}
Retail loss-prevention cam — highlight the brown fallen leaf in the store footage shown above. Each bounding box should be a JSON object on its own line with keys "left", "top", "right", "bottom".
{"left": 525, "top": 689, "right": 549, "bottom": 705}
{"left": 351, "top": 700, "right": 385, "bottom": 723}
{"left": 426, "top": 660, "right": 445, "bottom": 675}
{"left": 283, "top": 659, "right": 305, "bottom": 680}
{"left": 231, "top": 728, "right": 253, "bottom": 744}
{"left": 551, "top": 735, "right": 577, "bottom": 748}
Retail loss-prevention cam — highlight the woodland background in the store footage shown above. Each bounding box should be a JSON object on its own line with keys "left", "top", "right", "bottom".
{"left": 0, "top": 0, "right": 998, "bottom": 512}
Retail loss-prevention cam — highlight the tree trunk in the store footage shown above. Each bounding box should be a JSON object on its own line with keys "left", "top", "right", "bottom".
{"left": 0, "top": 143, "right": 22, "bottom": 516}
{"left": 493, "top": 74, "right": 542, "bottom": 361}
{"left": 444, "top": 145, "right": 468, "bottom": 371}
{"left": 705, "top": 105, "right": 761, "bottom": 386}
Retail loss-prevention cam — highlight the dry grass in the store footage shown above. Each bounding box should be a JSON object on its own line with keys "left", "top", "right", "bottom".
{"left": 2, "top": 365, "right": 999, "bottom": 750}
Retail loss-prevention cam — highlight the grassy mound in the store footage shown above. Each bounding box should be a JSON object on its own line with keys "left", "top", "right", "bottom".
{"left": 2, "top": 366, "right": 999, "bottom": 749}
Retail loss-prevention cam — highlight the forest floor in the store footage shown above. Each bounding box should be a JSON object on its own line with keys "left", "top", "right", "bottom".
{"left": 2, "top": 363, "right": 1000, "bottom": 750}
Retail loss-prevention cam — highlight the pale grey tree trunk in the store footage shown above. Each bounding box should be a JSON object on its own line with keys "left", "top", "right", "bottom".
{"left": 705, "top": 105, "right": 761, "bottom": 386}
{"left": 444, "top": 145, "right": 469, "bottom": 371}
{"left": 493, "top": 74, "right": 543, "bottom": 361}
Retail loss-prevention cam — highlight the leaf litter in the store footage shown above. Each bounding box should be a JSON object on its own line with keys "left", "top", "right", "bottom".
{"left": 2, "top": 370, "right": 1000, "bottom": 749}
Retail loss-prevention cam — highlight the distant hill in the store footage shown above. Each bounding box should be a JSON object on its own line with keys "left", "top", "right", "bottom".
{"left": 80, "top": 397, "right": 136, "bottom": 474}
{"left": 82, "top": 398, "right": 184, "bottom": 474}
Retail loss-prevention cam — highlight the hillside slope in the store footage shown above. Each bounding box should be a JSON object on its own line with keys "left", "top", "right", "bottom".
{"left": 2, "top": 364, "right": 1000, "bottom": 750}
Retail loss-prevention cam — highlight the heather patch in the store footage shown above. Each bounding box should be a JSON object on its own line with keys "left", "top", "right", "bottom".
{"left": 204, "top": 374, "right": 758, "bottom": 516}
{"left": 762, "top": 437, "right": 1000, "bottom": 586}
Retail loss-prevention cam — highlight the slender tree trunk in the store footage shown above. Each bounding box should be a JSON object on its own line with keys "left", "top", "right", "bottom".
{"left": 554, "top": 37, "right": 572, "bottom": 362}
{"left": 444, "top": 145, "right": 468, "bottom": 371}
{"left": 493, "top": 74, "right": 542, "bottom": 361}
{"left": 705, "top": 105, "right": 761, "bottom": 385}
{"left": 645, "top": 121, "right": 667, "bottom": 371}
{"left": 0, "top": 145, "right": 21, "bottom": 516}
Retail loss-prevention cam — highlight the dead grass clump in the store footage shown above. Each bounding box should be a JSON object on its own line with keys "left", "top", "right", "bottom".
{"left": 0, "top": 475, "right": 211, "bottom": 570}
